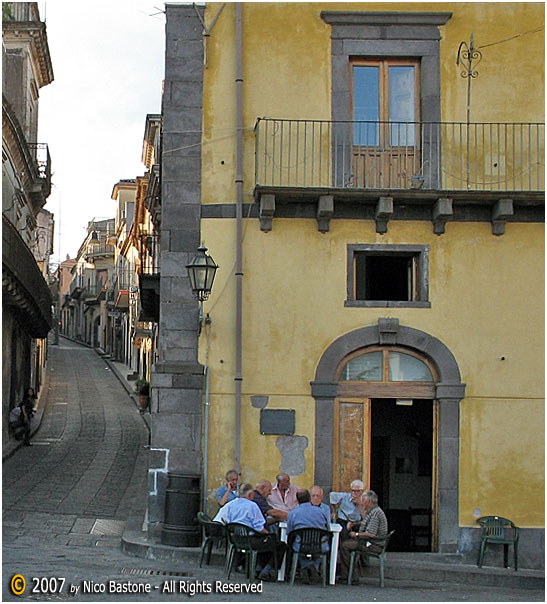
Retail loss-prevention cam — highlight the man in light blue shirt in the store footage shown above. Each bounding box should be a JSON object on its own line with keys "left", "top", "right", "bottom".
{"left": 287, "top": 489, "right": 330, "bottom": 581}
{"left": 329, "top": 479, "right": 364, "bottom": 540}
{"left": 217, "top": 469, "right": 239, "bottom": 507}
{"left": 226, "top": 484, "right": 267, "bottom": 532}
{"left": 310, "top": 485, "right": 331, "bottom": 525}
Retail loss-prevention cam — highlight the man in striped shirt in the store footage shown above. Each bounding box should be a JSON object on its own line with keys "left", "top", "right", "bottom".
{"left": 338, "top": 490, "right": 388, "bottom": 582}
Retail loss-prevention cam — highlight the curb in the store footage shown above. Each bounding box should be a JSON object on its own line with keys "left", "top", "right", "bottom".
{"left": 93, "top": 348, "right": 151, "bottom": 436}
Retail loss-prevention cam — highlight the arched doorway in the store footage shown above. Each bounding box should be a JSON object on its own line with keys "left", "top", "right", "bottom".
{"left": 311, "top": 319, "right": 465, "bottom": 553}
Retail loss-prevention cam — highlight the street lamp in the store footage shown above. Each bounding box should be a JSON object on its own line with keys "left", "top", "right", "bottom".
{"left": 186, "top": 245, "right": 218, "bottom": 334}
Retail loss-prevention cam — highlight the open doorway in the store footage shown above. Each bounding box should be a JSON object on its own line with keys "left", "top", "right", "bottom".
{"left": 370, "top": 398, "right": 434, "bottom": 552}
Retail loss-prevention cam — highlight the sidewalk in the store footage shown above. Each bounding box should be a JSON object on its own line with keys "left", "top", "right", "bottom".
{"left": 96, "top": 349, "right": 151, "bottom": 436}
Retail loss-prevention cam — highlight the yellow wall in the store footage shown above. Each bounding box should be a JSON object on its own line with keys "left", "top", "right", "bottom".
{"left": 460, "top": 398, "right": 544, "bottom": 528}
{"left": 199, "top": 2, "right": 545, "bottom": 524}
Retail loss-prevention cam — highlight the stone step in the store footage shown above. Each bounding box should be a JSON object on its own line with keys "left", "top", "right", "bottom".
{"left": 359, "top": 557, "right": 544, "bottom": 591}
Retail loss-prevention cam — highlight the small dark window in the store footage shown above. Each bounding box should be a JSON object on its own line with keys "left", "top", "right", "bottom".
{"left": 355, "top": 254, "right": 413, "bottom": 301}
{"left": 346, "top": 244, "right": 430, "bottom": 308}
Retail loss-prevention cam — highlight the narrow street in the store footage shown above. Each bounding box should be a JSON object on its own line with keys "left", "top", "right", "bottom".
{"left": 2, "top": 339, "right": 542, "bottom": 602}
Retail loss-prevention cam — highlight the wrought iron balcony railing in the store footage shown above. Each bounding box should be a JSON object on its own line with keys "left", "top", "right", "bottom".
{"left": 138, "top": 233, "right": 160, "bottom": 276}
{"left": 27, "top": 143, "right": 51, "bottom": 193}
{"left": 255, "top": 118, "right": 545, "bottom": 193}
{"left": 2, "top": 3, "right": 41, "bottom": 22}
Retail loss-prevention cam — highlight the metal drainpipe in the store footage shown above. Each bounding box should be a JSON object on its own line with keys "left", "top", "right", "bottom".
{"left": 202, "top": 365, "right": 210, "bottom": 512}
{"left": 234, "top": 2, "right": 243, "bottom": 472}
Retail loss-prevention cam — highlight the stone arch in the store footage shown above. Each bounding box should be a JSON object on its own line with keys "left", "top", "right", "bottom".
{"left": 311, "top": 319, "right": 465, "bottom": 552}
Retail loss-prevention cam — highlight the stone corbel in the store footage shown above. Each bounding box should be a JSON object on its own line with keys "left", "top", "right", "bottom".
{"left": 491, "top": 198, "right": 513, "bottom": 235}
{"left": 259, "top": 194, "right": 275, "bottom": 232}
{"left": 317, "top": 195, "right": 334, "bottom": 232}
{"left": 432, "top": 198, "right": 453, "bottom": 235}
{"left": 375, "top": 197, "right": 393, "bottom": 234}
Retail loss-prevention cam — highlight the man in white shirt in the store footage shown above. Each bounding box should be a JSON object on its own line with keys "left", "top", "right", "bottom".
{"left": 226, "top": 483, "right": 285, "bottom": 581}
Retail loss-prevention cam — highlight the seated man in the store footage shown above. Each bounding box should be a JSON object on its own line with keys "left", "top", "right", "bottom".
{"left": 217, "top": 469, "right": 239, "bottom": 507}
{"left": 226, "top": 483, "right": 285, "bottom": 581}
{"left": 9, "top": 402, "right": 31, "bottom": 445}
{"left": 254, "top": 480, "right": 289, "bottom": 526}
{"left": 287, "top": 489, "right": 330, "bottom": 583}
{"left": 338, "top": 490, "right": 388, "bottom": 582}
{"left": 310, "top": 485, "right": 331, "bottom": 525}
{"left": 212, "top": 497, "right": 236, "bottom": 524}
{"left": 329, "top": 479, "right": 364, "bottom": 540}
{"left": 268, "top": 472, "right": 301, "bottom": 516}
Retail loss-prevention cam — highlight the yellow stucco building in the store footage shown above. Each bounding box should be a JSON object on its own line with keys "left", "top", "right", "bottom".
{"left": 151, "top": 2, "right": 544, "bottom": 566}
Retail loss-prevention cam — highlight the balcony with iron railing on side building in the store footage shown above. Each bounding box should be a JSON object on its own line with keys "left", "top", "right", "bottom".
{"left": 2, "top": 2, "right": 41, "bottom": 22}
{"left": 254, "top": 119, "right": 545, "bottom": 229}
{"left": 138, "top": 233, "right": 160, "bottom": 323}
{"left": 82, "top": 281, "right": 108, "bottom": 303}
{"left": 2, "top": 214, "right": 52, "bottom": 337}
{"left": 69, "top": 275, "right": 84, "bottom": 299}
{"left": 85, "top": 242, "right": 115, "bottom": 262}
{"left": 3, "top": 97, "right": 52, "bottom": 204}
{"left": 109, "top": 269, "right": 138, "bottom": 311}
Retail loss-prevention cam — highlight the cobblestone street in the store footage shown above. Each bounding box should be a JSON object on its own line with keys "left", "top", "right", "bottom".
{"left": 2, "top": 339, "right": 543, "bottom": 602}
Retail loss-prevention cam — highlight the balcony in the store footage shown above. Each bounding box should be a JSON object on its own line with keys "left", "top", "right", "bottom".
{"left": 82, "top": 283, "right": 107, "bottom": 303}
{"left": 255, "top": 118, "right": 544, "bottom": 193}
{"left": 2, "top": 3, "right": 41, "bottom": 22}
{"left": 254, "top": 118, "right": 544, "bottom": 233}
{"left": 2, "top": 214, "right": 51, "bottom": 337}
{"left": 69, "top": 275, "right": 84, "bottom": 298}
{"left": 2, "top": 98, "right": 52, "bottom": 204}
{"left": 86, "top": 243, "right": 115, "bottom": 261}
{"left": 27, "top": 143, "right": 52, "bottom": 194}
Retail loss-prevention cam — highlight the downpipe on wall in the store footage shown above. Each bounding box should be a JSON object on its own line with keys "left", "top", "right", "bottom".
{"left": 234, "top": 2, "right": 243, "bottom": 472}
{"left": 202, "top": 364, "right": 210, "bottom": 512}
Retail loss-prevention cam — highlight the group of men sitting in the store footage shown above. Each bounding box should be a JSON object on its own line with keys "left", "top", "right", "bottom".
{"left": 213, "top": 470, "right": 388, "bottom": 584}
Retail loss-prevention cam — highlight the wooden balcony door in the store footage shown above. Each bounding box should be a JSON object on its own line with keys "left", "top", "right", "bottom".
{"left": 352, "top": 59, "right": 420, "bottom": 188}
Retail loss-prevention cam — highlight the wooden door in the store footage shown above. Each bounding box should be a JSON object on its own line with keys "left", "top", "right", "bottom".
{"left": 333, "top": 398, "right": 371, "bottom": 492}
{"left": 431, "top": 400, "right": 440, "bottom": 551}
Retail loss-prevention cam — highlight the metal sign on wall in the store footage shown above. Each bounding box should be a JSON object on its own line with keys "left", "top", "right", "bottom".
{"left": 260, "top": 409, "right": 295, "bottom": 435}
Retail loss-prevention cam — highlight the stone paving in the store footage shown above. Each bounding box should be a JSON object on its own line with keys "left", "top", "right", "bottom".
{"left": 2, "top": 338, "right": 543, "bottom": 602}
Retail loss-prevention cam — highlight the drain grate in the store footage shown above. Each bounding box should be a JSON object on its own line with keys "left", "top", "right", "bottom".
{"left": 120, "top": 568, "right": 193, "bottom": 577}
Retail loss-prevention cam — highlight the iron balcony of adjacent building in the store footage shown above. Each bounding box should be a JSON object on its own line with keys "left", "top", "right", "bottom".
{"left": 85, "top": 243, "right": 115, "bottom": 262}
{"left": 138, "top": 273, "right": 160, "bottom": 323}
{"left": 3, "top": 99, "right": 52, "bottom": 204}
{"left": 2, "top": 214, "right": 51, "bottom": 337}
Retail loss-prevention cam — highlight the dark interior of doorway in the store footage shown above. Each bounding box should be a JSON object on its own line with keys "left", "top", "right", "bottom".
{"left": 370, "top": 398, "right": 433, "bottom": 552}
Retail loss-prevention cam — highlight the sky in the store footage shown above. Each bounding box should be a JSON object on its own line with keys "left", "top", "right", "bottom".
{"left": 37, "top": 1, "right": 166, "bottom": 266}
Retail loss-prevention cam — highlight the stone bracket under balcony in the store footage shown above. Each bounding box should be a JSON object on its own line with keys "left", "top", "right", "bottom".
{"left": 254, "top": 187, "right": 544, "bottom": 235}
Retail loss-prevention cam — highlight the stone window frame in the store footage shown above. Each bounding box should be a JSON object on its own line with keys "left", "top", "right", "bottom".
{"left": 346, "top": 243, "right": 431, "bottom": 308}
{"left": 321, "top": 10, "right": 453, "bottom": 189}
